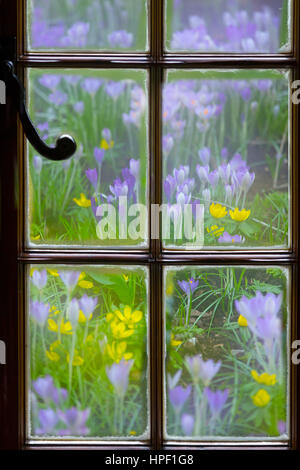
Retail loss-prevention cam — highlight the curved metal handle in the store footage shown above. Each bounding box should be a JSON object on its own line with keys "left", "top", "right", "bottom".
{"left": 1, "top": 60, "right": 76, "bottom": 161}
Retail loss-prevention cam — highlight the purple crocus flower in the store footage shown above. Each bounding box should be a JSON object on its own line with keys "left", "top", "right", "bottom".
{"left": 59, "top": 271, "right": 80, "bottom": 291}
{"left": 218, "top": 232, "right": 244, "bottom": 244}
{"left": 108, "top": 30, "right": 133, "bottom": 48}
{"left": 63, "top": 22, "right": 90, "bottom": 48}
{"left": 198, "top": 147, "right": 211, "bottom": 165}
{"left": 106, "top": 359, "right": 134, "bottom": 397}
{"left": 196, "top": 165, "right": 209, "bottom": 184}
{"left": 33, "top": 155, "right": 43, "bottom": 174}
{"left": 86, "top": 168, "right": 98, "bottom": 190}
{"left": 36, "top": 409, "right": 58, "bottom": 435}
{"left": 169, "top": 385, "right": 191, "bottom": 411}
{"left": 129, "top": 159, "right": 140, "bottom": 179}
{"left": 105, "top": 81, "right": 126, "bottom": 99}
{"left": 33, "top": 375, "right": 56, "bottom": 402}
{"left": 102, "top": 128, "right": 112, "bottom": 142}
{"left": 30, "top": 300, "right": 50, "bottom": 326}
{"left": 74, "top": 101, "right": 84, "bottom": 114}
{"left": 32, "top": 270, "right": 47, "bottom": 290}
{"left": 235, "top": 291, "right": 283, "bottom": 341}
{"left": 181, "top": 414, "right": 195, "bottom": 435}
{"left": 208, "top": 170, "right": 219, "bottom": 187}
{"left": 110, "top": 178, "right": 128, "bottom": 198}
{"left": 240, "top": 86, "right": 252, "bottom": 101}
{"left": 204, "top": 388, "right": 229, "bottom": 415}
{"left": 68, "top": 299, "right": 80, "bottom": 328}
{"left": 122, "top": 168, "right": 136, "bottom": 200}
{"left": 163, "top": 135, "right": 174, "bottom": 154}
{"left": 49, "top": 90, "right": 68, "bottom": 106}
{"left": 178, "top": 278, "right": 199, "bottom": 296}
{"left": 278, "top": 420, "right": 286, "bottom": 435}
{"left": 94, "top": 147, "right": 105, "bottom": 165}
{"left": 185, "top": 355, "right": 221, "bottom": 386}
{"left": 240, "top": 170, "right": 255, "bottom": 193}
{"left": 79, "top": 294, "right": 98, "bottom": 319}
{"left": 81, "top": 78, "right": 102, "bottom": 95}
{"left": 58, "top": 407, "right": 90, "bottom": 436}
{"left": 164, "top": 175, "right": 176, "bottom": 202}
{"left": 38, "top": 74, "right": 61, "bottom": 90}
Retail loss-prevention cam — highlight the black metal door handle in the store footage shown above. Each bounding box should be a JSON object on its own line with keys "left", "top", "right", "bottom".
{"left": 0, "top": 60, "right": 76, "bottom": 161}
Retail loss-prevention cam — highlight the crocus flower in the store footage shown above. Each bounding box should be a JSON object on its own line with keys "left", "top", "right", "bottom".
{"left": 68, "top": 299, "right": 80, "bottom": 328}
{"left": 108, "top": 30, "right": 133, "bottom": 48}
{"left": 109, "top": 178, "right": 128, "bottom": 198}
{"left": 198, "top": 147, "right": 211, "bottom": 165}
{"left": 163, "top": 135, "right": 174, "bottom": 154}
{"left": 94, "top": 147, "right": 105, "bottom": 165}
{"left": 33, "top": 375, "right": 56, "bottom": 402}
{"left": 278, "top": 420, "right": 286, "bottom": 435}
{"left": 49, "top": 90, "right": 68, "bottom": 106}
{"left": 73, "top": 193, "right": 91, "bottom": 208}
{"left": 32, "top": 269, "right": 47, "bottom": 289}
{"left": 169, "top": 385, "right": 191, "bottom": 411}
{"left": 178, "top": 278, "right": 199, "bottom": 296}
{"left": 63, "top": 22, "right": 90, "bottom": 48}
{"left": 181, "top": 414, "right": 195, "bottom": 435}
{"left": 102, "top": 128, "right": 112, "bottom": 142}
{"left": 30, "top": 300, "right": 50, "bottom": 326}
{"left": 81, "top": 78, "right": 102, "bottom": 95}
{"left": 105, "top": 81, "right": 126, "bottom": 99}
{"left": 33, "top": 155, "right": 43, "bottom": 174}
{"left": 79, "top": 294, "right": 98, "bottom": 320}
{"left": 204, "top": 388, "right": 229, "bottom": 415}
{"left": 164, "top": 175, "right": 176, "bottom": 202}
{"left": 58, "top": 407, "right": 90, "bottom": 436}
{"left": 167, "top": 370, "right": 182, "bottom": 389}
{"left": 85, "top": 168, "right": 98, "bottom": 190}
{"left": 38, "top": 74, "right": 61, "bottom": 90}
{"left": 129, "top": 159, "right": 140, "bottom": 179}
{"left": 196, "top": 164, "right": 209, "bottom": 184}
{"left": 73, "top": 101, "right": 84, "bottom": 114}
{"left": 185, "top": 355, "right": 221, "bottom": 386}
{"left": 218, "top": 232, "right": 244, "bottom": 244}
{"left": 36, "top": 409, "right": 58, "bottom": 435}
{"left": 59, "top": 271, "right": 80, "bottom": 291}
{"left": 106, "top": 359, "right": 134, "bottom": 397}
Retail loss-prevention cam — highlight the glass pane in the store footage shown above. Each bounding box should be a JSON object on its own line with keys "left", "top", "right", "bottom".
{"left": 162, "top": 69, "right": 290, "bottom": 250}
{"left": 164, "top": 266, "right": 289, "bottom": 440}
{"left": 27, "top": 265, "right": 149, "bottom": 440}
{"left": 166, "top": 0, "right": 291, "bottom": 53}
{"left": 27, "top": 69, "right": 149, "bottom": 248}
{"left": 27, "top": 0, "right": 148, "bottom": 51}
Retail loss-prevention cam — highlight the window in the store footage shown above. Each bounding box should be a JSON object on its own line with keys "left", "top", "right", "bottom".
{"left": 0, "top": 0, "right": 299, "bottom": 451}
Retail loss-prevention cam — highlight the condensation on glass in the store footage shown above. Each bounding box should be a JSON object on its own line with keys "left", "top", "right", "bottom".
{"left": 165, "top": 0, "right": 292, "bottom": 53}
{"left": 26, "top": 68, "right": 149, "bottom": 249}
{"left": 162, "top": 69, "right": 290, "bottom": 250}
{"left": 27, "top": 264, "right": 149, "bottom": 441}
{"left": 27, "top": 0, "right": 149, "bottom": 52}
{"left": 163, "top": 265, "right": 290, "bottom": 441}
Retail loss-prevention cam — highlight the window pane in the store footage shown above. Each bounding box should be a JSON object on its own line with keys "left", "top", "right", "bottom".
{"left": 27, "top": 265, "right": 149, "bottom": 440}
{"left": 27, "top": 0, "right": 148, "bottom": 51}
{"left": 162, "top": 69, "right": 290, "bottom": 250}
{"left": 164, "top": 266, "right": 289, "bottom": 440}
{"left": 166, "top": 0, "right": 291, "bottom": 53}
{"left": 26, "top": 69, "right": 149, "bottom": 248}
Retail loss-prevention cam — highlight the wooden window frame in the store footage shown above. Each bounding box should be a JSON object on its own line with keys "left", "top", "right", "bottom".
{"left": 0, "top": 0, "right": 299, "bottom": 451}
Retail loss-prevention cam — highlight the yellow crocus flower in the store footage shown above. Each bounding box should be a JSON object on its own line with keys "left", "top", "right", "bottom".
{"left": 48, "top": 318, "right": 73, "bottom": 335}
{"left": 30, "top": 268, "right": 35, "bottom": 277}
{"left": 129, "top": 431, "right": 137, "bottom": 436}
{"left": 123, "top": 274, "right": 129, "bottom": 282}
{"left": 251, "top": 370, "right": 277, "bottom": 386}
{"left": 209, "top": 203, "right": 228, "bottom": 219}
{"left": 238, "top": 315, "right": 248, "bottom": 327}
{"left": 32, "top": 234, "right": 41, "bottom": 241}
{"left": 111, "top": 321, "right": 135, "bottom": 339}
{"left": 78, "top": 280, "right": 94, "bottom": 289}
{"left": 106, "top": 341, "right": 133, "bottom": 363}
{"left": 73, "top": 193, "right": 91, "bottom": 208}
{"left": 229, "top": 208, "right": 251, "bottom": 222}
{"left": 100, "top": 138, "right": 114, "bottom": 150}
{"left": 207, "top": 225, "right": 225, "bottom": 237}
{"left": 252, "top": 389, "right": 271, "bottom": 407}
